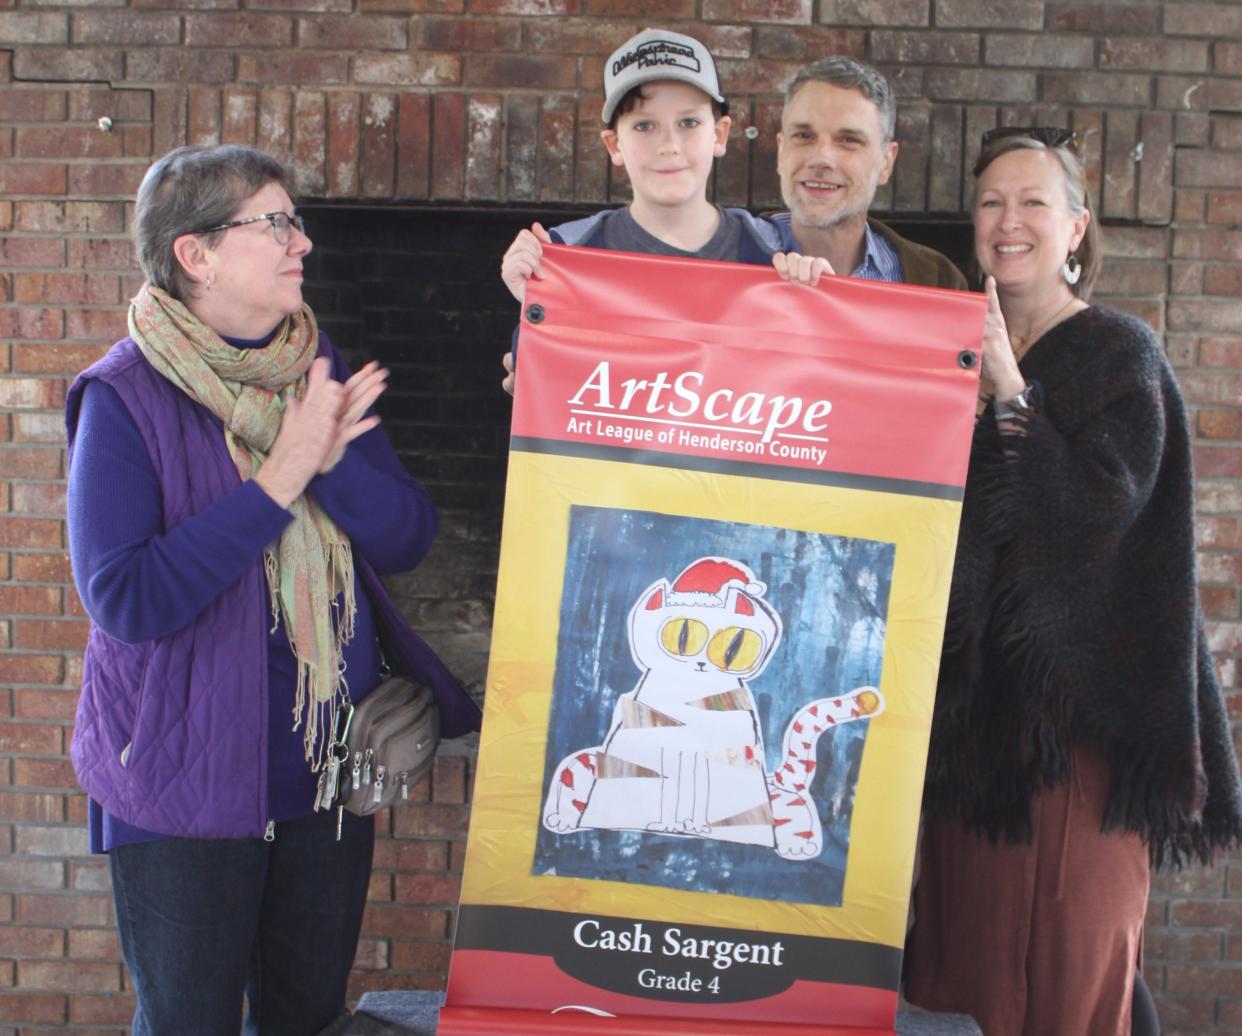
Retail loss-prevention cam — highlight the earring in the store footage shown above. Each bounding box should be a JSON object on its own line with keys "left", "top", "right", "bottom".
{"left": 205, "top": 273, "right": 214, "bottom": 291}
{"left": 1062, "top": 253, "right": 1082, "bottom": 286}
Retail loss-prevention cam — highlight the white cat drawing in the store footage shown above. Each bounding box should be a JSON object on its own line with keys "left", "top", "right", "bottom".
{"left": 542, "top": 557, "right": 884, "bottom": 859}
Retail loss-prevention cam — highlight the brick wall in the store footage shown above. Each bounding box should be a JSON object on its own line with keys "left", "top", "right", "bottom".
{"left": 0, "top": 2, "right": 1238, "bottom": 1033}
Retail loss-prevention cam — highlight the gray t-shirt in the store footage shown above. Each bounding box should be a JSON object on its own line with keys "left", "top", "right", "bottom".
{"left": 601, "top": 206, "right": 744, "bottom": 261}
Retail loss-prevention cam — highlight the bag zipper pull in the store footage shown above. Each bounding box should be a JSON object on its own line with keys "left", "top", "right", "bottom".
{"left": 264, "top": 819, "right": 276, "bottom": 842}
{"left": 400, "top": 771, "right": 409, "bottom": 801}
{"left": 351, "top": 751, "right": 362, "bottom": 791}
{"left": 363, "top": 748, "right": 373, "bottom": 786}
{"left": 372, "top": 765, "right": 386, "bottom": 804}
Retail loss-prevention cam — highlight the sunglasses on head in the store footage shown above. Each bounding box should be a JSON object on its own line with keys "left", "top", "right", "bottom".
{"left": 981, "top": 126, "right": 1079, "bottom": 152}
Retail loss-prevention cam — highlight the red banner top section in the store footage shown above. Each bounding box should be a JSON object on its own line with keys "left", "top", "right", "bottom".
{"left": 513, "top": 245, "right": 986, "bottom": 493}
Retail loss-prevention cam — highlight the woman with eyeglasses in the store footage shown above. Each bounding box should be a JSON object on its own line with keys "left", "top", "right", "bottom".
{"left": 64, "top": 145, "right": 480, "bottom": 1035}
{"left": 904, "top": 128, "right": 1242, "bottom": 1035}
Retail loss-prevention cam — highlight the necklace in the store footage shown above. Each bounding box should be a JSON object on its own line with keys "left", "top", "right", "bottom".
{"left": 1009, "top": 297, "right": 1078, "bottom": 358}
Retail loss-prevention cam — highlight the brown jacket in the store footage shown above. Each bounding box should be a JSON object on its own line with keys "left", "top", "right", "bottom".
{"left": 869, "top": 218, "right": 968, "bottom": 290}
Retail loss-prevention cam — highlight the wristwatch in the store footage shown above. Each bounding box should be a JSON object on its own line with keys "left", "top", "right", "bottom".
{"left": 994, "top": 384, "right": 1034, "bottom": 421}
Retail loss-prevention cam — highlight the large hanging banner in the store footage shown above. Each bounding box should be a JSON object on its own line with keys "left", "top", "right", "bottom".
{"left": 439, "top": 245, "right": 986, "bottom": 1036}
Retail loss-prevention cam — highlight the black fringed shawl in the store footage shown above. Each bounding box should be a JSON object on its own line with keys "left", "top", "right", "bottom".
{"left": 924, "top": 305, "right": 1242, "bottom": 869}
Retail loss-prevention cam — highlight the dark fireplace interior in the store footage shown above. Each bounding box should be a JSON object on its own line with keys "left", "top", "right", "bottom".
{"left": 300, "top": 205, "right": 972, "bottom": 698}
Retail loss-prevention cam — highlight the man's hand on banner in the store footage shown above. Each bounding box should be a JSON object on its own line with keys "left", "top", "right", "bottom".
{"left": 772, "top": 251, "right": 834, "bottom": 286}
{"left": 501, "top": 222, "right": 553, "bottom": 302}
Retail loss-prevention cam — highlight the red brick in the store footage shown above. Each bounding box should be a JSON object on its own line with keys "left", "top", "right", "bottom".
{"left": 0, "top": 378, "right": 65, "bottom": 409}
{"left": 14, "top": 689, "right": 76, "bottom": 724}
{"left": 0, "top": 859, "right": 64, "bottom": 890}
{"left": 1165, "top": 962, "right": 1242, "bottom": 995}
{"left": 937, "top": 0, "right": 1041, "bottom": 26}
{"left": 67, "top": 929, "right": 121, "bottom": 961}
{"left": 1047, "top": 2, "right": 1160, "bottom": 33}
{"left": 65, "top": 309, "right": 126, "bottom": 342}
{"left": 259, "top": 88, "right": 294, "bottom": 168}
{"left": 248, "top": 0, "right": 352, "bottom": 9}
{"left": 221, "top": 88, "right": 257, "bottom": 146}
{"left": 367, "top": 870, "right": 393, "bottom": 902}
{"left": 927, "top": 68, "right": 1037, "bottom": 103}
{"left": 16, "top": 894, "right": 110, "bottom": 928}
{"left": 18, "top": 959, "right": 120, "bottom": 993}
{"left": 348, "top": 970, "right": 443, "bottom": 996}
{"left": 1175, "top": 228, "right": 1242, "bottom": 262}
{"left": 15, "top": 201, "right": 123, "bottom": 235}
{"left": 359, "top": 0, "right": 462, "bottom": 9}
{"left": 300, "top": 15, "right": 406, "bottom": 48}
{"left": 73, "top": 11, "right": 180, "bottom": 45}
{"left": 14, "top": 127, "right": 122, "bottom": 161}
{"left": 12, "top": 554, "right": 72, "bottom": 583}
{"left": 0, "top": 90, "right": 66, "bottom": 122}
{"left": 394, "top": 873, "right": 461, "bottom": 904}
{"left": 352, "top": 937, "right": 389, "bottom": 970}
{"left": 291, "top": 90, "right": 327, "bottom": 196}
{"left": 327, "top": 92, "right": 361, "bottom": 196}
{"left": 984, "top": 33, "right": 1094, "bottom": 68}
{"left": 430, "top": 93, "right": 465, "bottom": 200}
{"left": 11, "top": 413, "right": 64, "bottom": 444}
{"left": 417, "top": 16, "right": 522, "bottom": 52}
{"left": 1218, "top": 42, "right": 1242, "bottom": 77}
{"left": 237, "top": 51, "right": 347, "bottom": 84}
{"left": 0, "top": 12, "right": 68, "bottom": 44}
{"left": 0, "top": 655, "right": 64, "bottom": 686}
{"left": 361, "top": 904, "right": 450, "bottom": 938}
{"left": 703, "top": 0, "right": 810, "bottom": 20}
{"left": 13, "top": 343, "right": 110, "bottom": 375}
{"left": 390, "top": 804, "right": 469, "bottom": 839}
{"left": 64, "top": 238, "right": 133, "bottom": 271}
{"left": 14, "top": 273, "right": 119, "bottom": 307}
{"left": 126, "top": 48, "right": 235, "bottom": 84}
{"left": 464, "top": 95, "right": 502, "bottom": 200}
{"left": 463, "top": 54, "right": 575, "bottom": 91}
{"left": 1181, "top": 150, "right": 1242, "bottom": 192}
{"left": 188, "top": 86, "right": 222, "bottom": 147}
{"left": 0, "top": 237, "right": 66, "bottom": 268}
{"left": 1199, "top": 410, "right": 1242, "bottom": 440}
{"left": 0, "top": 308, "right": 63, "bottom": 340}
{"left": 1100, "top": 37, "right": 1210, "bottom": 73}
{"left": 0, "top": 791, "right": 62, "bottom": 823}
{"left": 370, "top": 838, "right": 448, "bottom": 872}
{"left": 13, "top": 619, "right": 88, "bottom": 652}
{"left": 818, "top": 0, "right": 928, "bottom": 26}
{"left": 0, "top": 586, "right": 61, "bottom": 616}
{"left": 69, "top": 992, "right": 136, "bottom": 1024}
{"left": 0, "top": 924, "right": 63, "bottom": 957}
{"left": 69, "top": 858, "right": 110, "bottom": 891}
{"left": 67, "top": 163, "right": 146, "bottom": 197}
{"left": 12, "top": 48, "right": 122, "bottom": 83}
{"left": 0, "top": 449, "right": 62, "bottom": 480}
{"left": 1200, "top": 339, "right": 1242, "bottom": 367}
{"left": 185, "top": 13, "right": 292, "bottom": 47}
{"left": 504, "top": 93, "right": 537, "bottom": 202}
{"left": 153, "top": 86, "right": 188, "bottom": 157}
{"left": 1166, "top": 3, "right": 1242, "bottom": 36}
{"left": 360, "top": 93, "right": 397, "bottom": 198}
{"left": 1043, "top": 72, "right": 1152, "bottom": 107}
{"left": 872, "top": 30, "right": 978, "bottom": 64}
{"left": 390, "top": 940, "right": 451, "bottom": 972}
{"left": 469, "top": 0, "right": 579, "bottom": 12}
{"left": 67, "top": 86, "right": 151, "bottom": 123}
{"left": 0, "top": 992, "right": 66, "bottom": 1025}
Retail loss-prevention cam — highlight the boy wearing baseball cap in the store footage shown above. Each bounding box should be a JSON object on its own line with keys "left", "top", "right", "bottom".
{"left": 500, "top": 28, "right": 826, "bottom": 390}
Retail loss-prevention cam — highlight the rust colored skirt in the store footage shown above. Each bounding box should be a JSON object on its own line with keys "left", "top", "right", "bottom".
{"left": 904, "top": 751, "right": 1149, "bottom": 1036}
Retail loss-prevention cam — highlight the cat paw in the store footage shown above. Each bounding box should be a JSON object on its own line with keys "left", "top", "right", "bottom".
{"left": 544, "top": 812, "right": 581, "bottom": 833}
{"left": 775, "top": 840, "right": 821, "bottom": 859}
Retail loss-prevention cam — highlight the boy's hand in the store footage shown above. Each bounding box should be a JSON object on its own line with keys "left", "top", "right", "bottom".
{"left": 772, "top": 251, "right": 834, "bottom": 286}
{"left": 501, "top": 222, "right": 553, "bottom": 302}
{"left": 501, "top": 351, "right": 515, "bottom": 396}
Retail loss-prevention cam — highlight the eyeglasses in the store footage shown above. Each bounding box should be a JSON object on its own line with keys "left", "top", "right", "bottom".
{"left": 196, "top": 211, "right": 306, "bottom": 245}
{"left": 981, "top": 126, "right": 1079, "bottom": 152}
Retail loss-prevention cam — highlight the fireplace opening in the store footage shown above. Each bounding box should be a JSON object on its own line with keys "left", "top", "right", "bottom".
{"left": 300, "top": 204, "right": 971, "bottom": 697}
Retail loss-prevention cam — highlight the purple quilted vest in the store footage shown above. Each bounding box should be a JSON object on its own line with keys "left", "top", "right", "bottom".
{"left": 65, "top": 336, "right": 480, "bottom": 839}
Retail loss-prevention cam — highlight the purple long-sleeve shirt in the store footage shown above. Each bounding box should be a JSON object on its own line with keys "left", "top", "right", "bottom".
{"left": 69, "top": 337, "right": 436, "bottom": 850}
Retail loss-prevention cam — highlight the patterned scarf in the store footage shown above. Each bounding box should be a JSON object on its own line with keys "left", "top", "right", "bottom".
{"left": 129, "top": 283, "right": 355, "bottom": 771}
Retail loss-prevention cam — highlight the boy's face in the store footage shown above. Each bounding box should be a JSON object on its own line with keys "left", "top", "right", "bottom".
{"left": 601, "top": 81, "right": 730, "bottom": 211}
{"left": 777, "top": 80, "right": 898, "bottom": 232}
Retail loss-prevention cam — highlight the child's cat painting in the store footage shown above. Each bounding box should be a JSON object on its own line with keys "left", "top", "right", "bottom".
{"left": 542, "top": 557, "right": 883, "bottom": 859}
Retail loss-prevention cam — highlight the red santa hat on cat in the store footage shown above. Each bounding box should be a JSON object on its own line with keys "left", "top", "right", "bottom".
{"left": 670, "top": 558, "right": 766, "bottom": 602}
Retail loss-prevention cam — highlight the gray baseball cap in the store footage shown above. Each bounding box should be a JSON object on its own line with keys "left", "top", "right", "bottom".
{"left": 602, "top": 28, "right": 728, "bottom": 125}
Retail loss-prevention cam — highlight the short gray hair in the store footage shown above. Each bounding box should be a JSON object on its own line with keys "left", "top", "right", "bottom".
{"left": 783, "top": 56, "right": 896, "bottom": 143}
{"left": 133, "top": 145, "right": 292, "bottom": 302}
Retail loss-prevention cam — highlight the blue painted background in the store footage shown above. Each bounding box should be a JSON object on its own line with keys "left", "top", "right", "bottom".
{"left": 532, "top": 505, "right": 895, "bottom": 908}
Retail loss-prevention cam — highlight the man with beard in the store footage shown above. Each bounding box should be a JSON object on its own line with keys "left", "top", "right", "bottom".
{"left": 771, "top": 57, "right": 966, "bottom": 290}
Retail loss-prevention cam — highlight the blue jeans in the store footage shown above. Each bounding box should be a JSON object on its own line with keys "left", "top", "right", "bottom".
{"left": 109, "top": 809, "right": 374, "bottom": 1036}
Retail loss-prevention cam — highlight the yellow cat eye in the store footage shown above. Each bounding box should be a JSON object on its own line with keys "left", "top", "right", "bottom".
{"left": 659, "top": 617, "right": 709, "bottom": 657}
{"left": 707, "top": 627, "right": 764, "bottom": 673}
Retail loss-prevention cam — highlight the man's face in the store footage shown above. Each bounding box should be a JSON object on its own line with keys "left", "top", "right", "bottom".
{"left": 777, "top": 81, "right": 898, "bottom": 232}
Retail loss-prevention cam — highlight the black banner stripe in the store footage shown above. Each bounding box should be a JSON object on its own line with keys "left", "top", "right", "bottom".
{"left": 454, "top": 904, "right": 901, "bottom": 1002}
{"left": 510, "top": 435, "right": 964, "bottom": 501}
